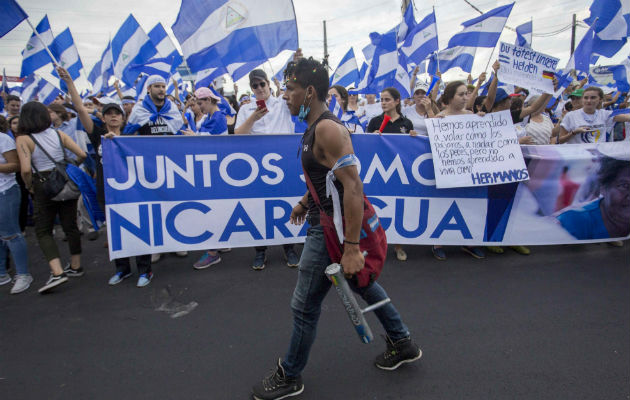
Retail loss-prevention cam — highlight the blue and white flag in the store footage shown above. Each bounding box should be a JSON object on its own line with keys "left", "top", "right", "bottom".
{"left": 393, "top": 53, "right": 412, "bottom": 99}
{"left": 37, "top": 78, "right": 63, "bottom": 105}
{"left": 0, "top": 0, "right": 27, "bottom": 38}
{"left": 610, "top": 57, "right": 630, "bottom": 92}
{"left": 148, "top": 22, "right": 183, "bottom": 72}
{"left": 1, "top": 69, "right": 9, "bottom": 94}
{"left": 210, "top": 86, "right": 236, "bottom": 117}
{"left": 167, "top": 71, "right": 185, "bottom": 97}
{"left": 432, "top": 3, "right": 514, "bottom": 73}
{"left": 330, "top": 48, "right": 360, "bottom": 88}
{"left": 133, "top": 74, "right": 149, "bottom": 101}
{"left": 20, "top": 74, "right": 41, "bottom": 102}
{"left": 195, "top": 67, "right": 225, "bottom": 89}
{"left": 111, "top": 14, "right": 157, "bottom": 87}
{"left": 564, "top": 24, "right": 596, "bottom": 75}
{"left": 273, "top": 54, "right": 294, "bottom": 82}
{"left": 584, "top": 0, "right": 629, "bottom": 58}
{"left": 328, "top": 94, "right": 343, "bottom": 119}
{"left": 50, "top": 28, "right": 83, "bottom": 91}
{"left": 225, "top": 61, "right": 263, "bottom": 82}
{"left": 127, "top": 56, "right": 173, "bottom": 81}
{"left": 89, "top": 41, "right": 114, "bottom": 95}
{"left": 171, "top": 0, "right": 298, "bottom": 74}
{"left": 401, "top": 10, "right": 439, "bottom": 67}
{"left": 397, "top": 1, "right": 416, "bottom": 44}
{"left": 515, "top": 20, "right": 532, "bottom": 48}
{"left": 362, "top": 42, "right": 376, "bottom": 64}
{"left": 20, "top": 15, "right": 55, "bottom": 78}
{"left": 123, "top": 95, "right": 184, "bottom": 135}
{"left": 358, "top": 30, "right": 399, "bottom": 94}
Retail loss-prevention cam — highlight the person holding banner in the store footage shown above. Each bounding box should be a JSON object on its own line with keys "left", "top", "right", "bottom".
{"left": 328, "top": 85, "right": 364, "bottom": 133}
{"left": 122, "top": 75, "right": 187, "bottom": 264}
{"left": 251, "top": 57, "right": 421, "bottom": 400}
{"left": 367, "top": 87, "right": 413, "bottom": 262}
{"left": 432, "top": 81, "right": 486, "bottom": 261}
{"left": 555, "top": 87, "right": 630, "bottom": 144}
{"left": 58, "top": 66, "right": 156, "bottom": 288}
{"left": 235, "top": 68, "right": 300, "bottom": 270}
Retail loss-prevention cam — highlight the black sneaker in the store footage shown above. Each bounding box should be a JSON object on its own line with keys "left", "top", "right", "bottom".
{"left": 374, "top": 335, "right": 422, "bottom": 371}
{"left": 252, "top": 358, "right": 304, "bottom": 400}
{"left": 63, "top": 263, "right": 85, "bottom": 277}
{"left": 284, "top": 249, "right": 299, "bottom": 268}
{"left": 38, "top": 273, "right": 69, "bottom": 294}
{"left": 252, "top": 251, "right": 267, "bottom": 271}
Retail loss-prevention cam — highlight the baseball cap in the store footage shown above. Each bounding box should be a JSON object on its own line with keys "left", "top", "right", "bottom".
{"left": 414, "top": 80, "right": 429, "bottom": 93}
{"left": 101, "top": 103, "right": 125, "bottom": 116}
{"left": 493, "top": 88, "right": 509, "bottom": 106}
{"left": 570, "top": 89, "right": 584, "bottom": 98}
{"left": 194, "top": 87, "right": 221, "bottom": 101}
{"left": 249, "top": 69, "right": 268, "bottom": 83}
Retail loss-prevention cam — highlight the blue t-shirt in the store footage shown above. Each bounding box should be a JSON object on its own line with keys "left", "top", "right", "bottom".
{"left": 556, "top": 198, "right": 609, "bottom": 239}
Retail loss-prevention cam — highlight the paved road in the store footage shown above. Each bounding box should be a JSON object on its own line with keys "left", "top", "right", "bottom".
{"left": 2, "top": 231, "right": 629, "bottom": 400}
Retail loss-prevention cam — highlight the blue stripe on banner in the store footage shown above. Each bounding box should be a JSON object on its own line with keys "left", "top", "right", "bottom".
{"left": 102, "top": 135, "right": 488, "bottom": 206}
{"left": 185, "top": 20, "right": 298, "bottom": 72}
{"left": 483, "top": 182, "right": 519, "bottom": 242}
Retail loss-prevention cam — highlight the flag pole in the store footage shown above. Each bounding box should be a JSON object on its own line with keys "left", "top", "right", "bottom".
{"left": 484, "top": 45, "right": 497, "bottom": 71}
{"left": 25, "top": 18, "right": 58, "bottom": 65}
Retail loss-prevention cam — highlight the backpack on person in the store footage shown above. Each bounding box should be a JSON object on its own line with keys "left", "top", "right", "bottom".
{"left": 29, "top": 130, "right": 80, "bottom": 201}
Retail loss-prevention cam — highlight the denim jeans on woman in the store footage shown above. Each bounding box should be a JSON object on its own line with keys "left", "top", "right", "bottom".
{"left": 281, "top": 225, "right": 409, "bottom": 378}
{"left": 0, "top": 184, "right": 29, "bottom": 276}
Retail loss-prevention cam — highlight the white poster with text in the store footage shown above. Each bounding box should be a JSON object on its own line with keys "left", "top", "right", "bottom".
{"left": 498, "top": 42, "right": 559, "bottom": 94}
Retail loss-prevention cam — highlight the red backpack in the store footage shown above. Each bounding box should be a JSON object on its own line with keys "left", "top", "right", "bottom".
{"left": 303, "top": 170, "right": 388, "bottom": 287}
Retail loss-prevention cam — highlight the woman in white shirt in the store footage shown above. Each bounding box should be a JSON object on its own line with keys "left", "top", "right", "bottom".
{"left": 524, "top": 95, "right": 555, "bottom": 145}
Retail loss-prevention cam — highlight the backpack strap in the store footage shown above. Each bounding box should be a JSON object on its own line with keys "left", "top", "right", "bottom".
{"left": 28, "top": 130, "right": 68, "bottom": 179}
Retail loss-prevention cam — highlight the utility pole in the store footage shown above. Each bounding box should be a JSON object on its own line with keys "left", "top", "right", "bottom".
{"left": 570, "top": 14, "right": 576, "bottom": 55}
{"left": 323, "top": 20, "right": 329, "bottom": 67}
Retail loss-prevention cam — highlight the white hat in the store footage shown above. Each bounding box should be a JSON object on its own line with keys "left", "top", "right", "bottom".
{"left": 414, "top": 80, "right": 429, "bottom": 93}
{"left": 146, "top": 75, "right": 166, "bottom": 87}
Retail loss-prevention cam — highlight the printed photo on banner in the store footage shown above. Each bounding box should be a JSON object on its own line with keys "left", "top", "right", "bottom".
{"left": 497, "top": 42, "right": 559, "bottom": 94}
{"left": 425, "top": 110, "right": 529, "bottom": 189}
{"left": 515, "top": 143, "right": 630, "bottom": 241}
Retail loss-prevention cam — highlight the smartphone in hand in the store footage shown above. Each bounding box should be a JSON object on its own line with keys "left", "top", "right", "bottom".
{"left": 256, "top": 99, "right": 266, "bottom": 110}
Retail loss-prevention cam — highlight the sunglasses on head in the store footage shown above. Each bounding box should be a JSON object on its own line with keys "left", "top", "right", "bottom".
{"left": 251, "top": 81, "right": 266, "bottom": 90}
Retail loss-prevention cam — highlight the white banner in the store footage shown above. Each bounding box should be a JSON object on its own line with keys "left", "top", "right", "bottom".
{"left": 498, "top": 42, "right": 559, "bottom": 94}
{"left": 426, "top": 111, "right": 528, "bottom": 189}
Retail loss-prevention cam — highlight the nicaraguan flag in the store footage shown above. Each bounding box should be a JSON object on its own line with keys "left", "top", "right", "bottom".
{"left": 273, "top": 54, "right": 294, "bottom": 82}
{"left": 0, "top": 0, "right": 27, "bottom": 38}
{"left": 20, "top": 74, "right": 41, "bottom": 102}
{"left": 358, "top": 30, "right": 399, "bottom": 94}
{"left": 123, "top": 94, "right": 184, "bottom": 134}
{"left": 225, "top": 60, "right": 263, "bottom": 81}
{"left": 148, "top": 22, "right": 183, "bottom": 72}
{"left": 128, "top": 56, "right": 173, "bottom": 80}
{"left": 134, "top": 74, "right": 149, "bottom": 101}
{"left": 195, "top": 67, "right": 225, "bottom": 89}
{"left": 515, "top": 20, "right": 532, "bottom": 48}
{"left": 167, "top": 71, "right": 184, "bottom": 96}
{"left": 564, "top": 24, "right": 596, "bottom": 75}
{"left": 393, "top": 53, "right": 411, "bottom": 99}
{"left": 401, "top": 10, "right": 439, "bottom": 67}
{"left": 584, "top": 0, "right": 629, "bottom": 58}
{"left": 609, "top": 57, "right": 630, "bottom": 92}
{"left": 397, "top": 1, "right": 416, "bottom": 44}
{"left": 37, "top": 78, "right": 63, "bottom": 105}
{"left": 20, "top": 15, "right": 55, "bottom": 78}
{"left": 328, "top": 94, "right": 344, "bottom": 119}
{"left": 432, "top": 3, "right": 514, "bottom": 73}
{"left": 111, "top": 14, "right": 157, "bottom": 86}
{"left": 210, "top": 86, "right": 236, "bottom": 116}
{"left": 330, "top": 48, "right": 360, "bottom": 88}
{"left": 171, "top": 0, "right": 298, "bottom": 74}
{"left": 50, "top": 28, "right": 83, "bottom": 91}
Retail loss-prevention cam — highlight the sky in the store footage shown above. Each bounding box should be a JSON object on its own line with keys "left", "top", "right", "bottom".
{"left": 1, "top": 0, "right": 628, "bottom": 93}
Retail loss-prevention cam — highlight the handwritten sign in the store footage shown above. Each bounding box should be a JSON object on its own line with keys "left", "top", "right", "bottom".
{"left": 426, "top": 110, "right": 529, "bottom": 189}
{"left": 498, "top": 42, "right": 559, "bottom": 94}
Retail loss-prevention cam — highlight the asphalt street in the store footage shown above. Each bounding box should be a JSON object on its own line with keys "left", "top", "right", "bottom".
{"left": 1, "top": 230, "right": 629, "bottom": 400}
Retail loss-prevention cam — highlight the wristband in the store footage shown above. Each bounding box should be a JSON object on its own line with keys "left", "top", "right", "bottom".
{"left": 344, "top": 239, "right": 360, "bottom": 245}
{"left": 297, "top": 200, "right": 307, "bottom": 210}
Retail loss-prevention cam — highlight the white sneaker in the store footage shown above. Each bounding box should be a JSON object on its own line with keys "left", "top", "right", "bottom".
{"left": 11, "top": 274, "right": 33, "bottom": 294}
{"left": 151, "top": 253, "right": 162, "bottom": 263}
{"left": 175, "top": 251, "right": 188, "bottom": 257}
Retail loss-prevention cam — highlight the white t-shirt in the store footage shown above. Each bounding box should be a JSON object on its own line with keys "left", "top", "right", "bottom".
{"left": 560, "top": 108, "right": 614, "bottom": 144}
{"left": 402, "top": 105, "right": 428, "bottom": 135}
{"left": 0, "top": 133, "right": 17, "bottom": 192}
{"left": 360, "top": 103, "right": 383, "bottom": 122}
{"left": 235, "top": 95, "right": 294, "bottom": 134}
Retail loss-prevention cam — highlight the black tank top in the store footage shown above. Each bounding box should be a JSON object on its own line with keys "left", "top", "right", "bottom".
{"left": 301, "top": 111, "right": 345, "bottom": 224}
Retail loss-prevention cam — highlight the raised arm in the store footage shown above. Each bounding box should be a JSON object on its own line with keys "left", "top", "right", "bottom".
{"left": 57, "top": 66, "right": 94, "bottom": 134}
{"left": 466, "top": 72, "right": 486, "bottom": 111}
{"left": 482, "top": 61, "right": 500, "bottom": 112}
{"left": 520, "top": 93, "right": 552, "bottom": 119}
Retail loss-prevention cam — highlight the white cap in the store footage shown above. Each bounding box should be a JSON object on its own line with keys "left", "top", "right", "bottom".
{"left": 146, "top": 75, "right": 166, "bottom": 87}
{"left": 414, "top": 80, "right": 429, "bottom": 93}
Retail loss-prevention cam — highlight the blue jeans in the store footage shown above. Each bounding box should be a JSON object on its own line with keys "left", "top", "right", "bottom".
{"left": 0, "top": 184, "right": 29, "bottom": 275}
{"left": 281, "top": 225, "right": 409, "bottom": 378}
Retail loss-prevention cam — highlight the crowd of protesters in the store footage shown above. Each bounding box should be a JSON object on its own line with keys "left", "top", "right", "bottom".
{"left": 1, "top": 50, "right": 629, "bottom": 295}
